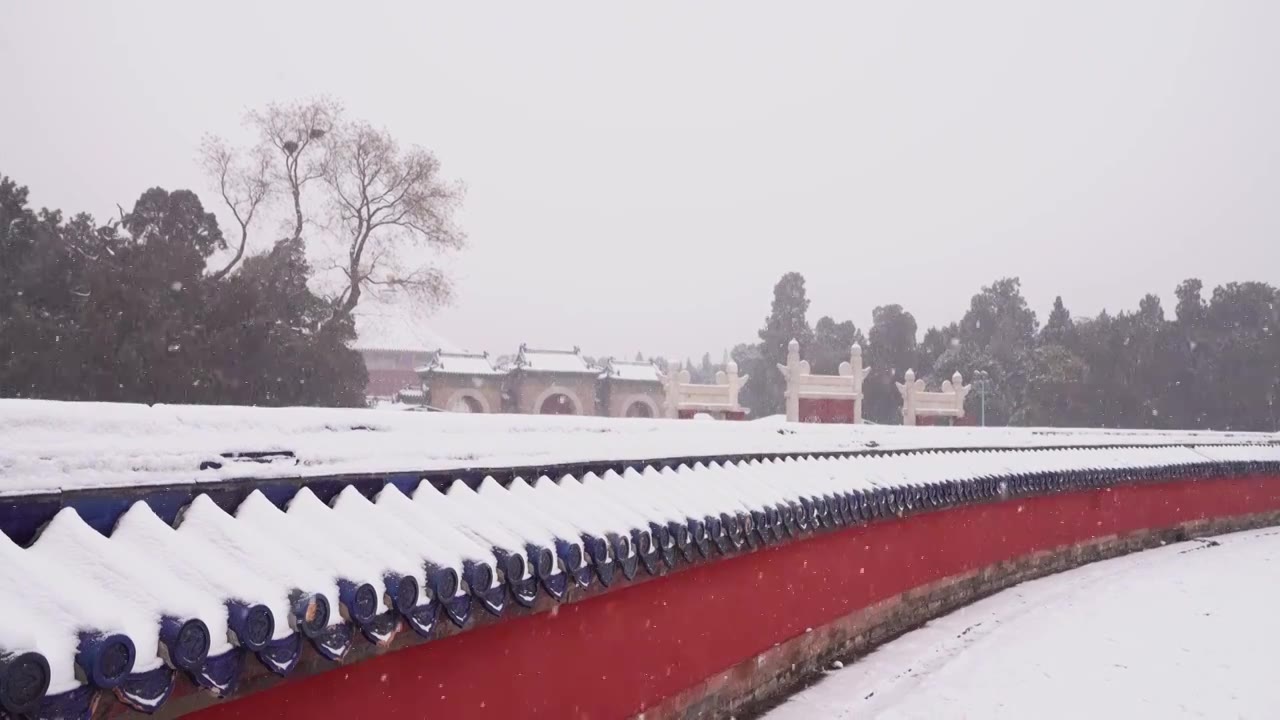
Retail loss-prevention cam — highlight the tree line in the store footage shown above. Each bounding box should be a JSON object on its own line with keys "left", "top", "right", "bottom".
{"left": 722, "top": 272, "right": 1280, "bottom": 431}
{"left": 0, "top": 98, "right": 463, "bottom": 406}
{"left": 5, "top": 98, "right": 1275, "bottom": 430}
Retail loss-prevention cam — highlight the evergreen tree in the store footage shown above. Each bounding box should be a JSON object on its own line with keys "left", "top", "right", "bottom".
{"left": 1041, "top": 296, "right": 1076, "bottom": 347}
{"left": 0, "top": 179, "right": 98, "bottom": 398}
{"left": 1072, "top": 310, "right": 1129, "bottom": 427}
{"left": 1019, "top": 344, "right": 1090, "bottom": 426}
{"left": 753, "top": 272, "right": 813, "bottom": 417}
{"left": 205, "top": 236, "right": 367, "bottom": 406}
{"left": 730, "top": 342, "right": 767, "bottom": 417}
{"left": 1170, "top": 278, "right": 1210, "bottom": 427}
{"left": 1203, "top": 282, "right": 1280, "bottom": 430}
{"left": 810, "top": 316, "right": 864, "bottom": 375}
{"left": 916, "top": 323, "right": 958, "bottom": 379}
{"left": 1175, "top": 278, "right": 1207, "bottom": 326}
{"left": 944, "top": 278, "right": 1039, "bottom": 424}
{"left": 864, "top": 304, "right": 918, "bottom": 423}
{"left": 959, "top": 277, "right": 1038, "bottom": 351}
{"left": 0, "top": 173, "right": 367, "bottom": 407}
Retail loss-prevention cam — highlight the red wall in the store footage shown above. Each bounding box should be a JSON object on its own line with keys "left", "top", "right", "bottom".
{"left": 365, "top": 369, "right": 420, "bottom": 398}
{"left": 677, "top": 410, "right": 747, "bottom": 420}
{"left": 797, "top": 397, "right": 855, "bottom": 423}
{"left": 192, "top": 474, "right": 1280, "bottom": 720}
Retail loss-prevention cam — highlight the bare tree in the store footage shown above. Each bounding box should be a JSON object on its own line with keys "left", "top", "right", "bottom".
{"left": 321, "top": 121, "right": 465, "bottom": 325}
{"left": 201, "top": 98, "right": 337, "bottom": 279}
{"left": 200, "top": 137, "right": 271, "bottom": 280}
{"left": 248, "top": 98, "right": 339, "bottom": 244}
{"left": 201, "top": 98, "right": 464, "bottom": 323}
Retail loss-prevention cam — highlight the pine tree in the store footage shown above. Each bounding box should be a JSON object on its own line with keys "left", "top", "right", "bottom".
{"left": 811, "top": 316, "right": 864, "bottom": 375}
{"left": 1041, "top": 296, "right": 1076, "bottom": 347}
{"left": 205, "top": 235, "right": 367, "bottom": 406}
{"left": 753, "top": 272, "right": 813, "bottom": 416}
{"left": 945, "top": 278, "right": 1039, "bottom": 424}
{"left": 1175, "top": 279, "right": 1206, "bottom": 327}
{"left": 865, "top": 304, "right": 918, "bottom": 423}
{"left": 730, "top": 342, "right": 766, "bottom": 414}
{"left": 917, "top": 323, "right": 958, "bottom": 379}
{"left": 0, "top": 174, "right": 367, "bottom": 407}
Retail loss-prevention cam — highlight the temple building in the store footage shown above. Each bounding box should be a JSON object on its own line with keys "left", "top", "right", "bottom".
{"left": 598, "top": 358, "right": 664, "bottom": 417}
{"left": 415, "top": 351, "right": 505, "bottom": 412}
{"left": 352, "top": 307, "right": 667, "bottom": 417}
{"left": 407, "top": 345, "right": 665, "bottom": 418}
{"left": 352, "top": 310, "right": 458, "bottom": 399}
{"left": 504, "top": 345, "right": 600, "bottom": 415}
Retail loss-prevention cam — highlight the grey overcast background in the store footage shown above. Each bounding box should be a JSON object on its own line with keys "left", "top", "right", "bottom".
{"left": 2, "top": 1, "right": 1278, "bottom": 360}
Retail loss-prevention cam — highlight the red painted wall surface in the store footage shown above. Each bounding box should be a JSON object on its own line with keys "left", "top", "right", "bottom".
{"left": 365, "top": 368, "right": 420, "bottom": 398}
{"left": 797, "top": 397, "right": 855, "bottom": 423}
{"left": 192, "top": 474, "right": 1280, "bottom": 720}
{"left": 677, "top": 410, "right": 747, "bottom": 421}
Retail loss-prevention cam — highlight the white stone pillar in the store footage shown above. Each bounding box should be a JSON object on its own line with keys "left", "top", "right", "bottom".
{"left": 725, "top": 361, "right": 744, "bottom": 410}
{"left": 898, "top": 369, "right": 918, "bottom": 426}
{"left": 950, "top": 371, "right": 965, "bottom": 416}
{"left": 850, "top": 344, "right": 868, "bottom": 424}
{"left": 661, "top": 365, "right": 680, "bottom": 419}
{"left": 778, "top": 339, "right": 802, "bottom": 422}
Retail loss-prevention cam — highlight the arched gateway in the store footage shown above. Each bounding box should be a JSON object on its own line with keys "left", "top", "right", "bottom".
{"left": 537, "top": 391, "right": 580, "bottom": 415}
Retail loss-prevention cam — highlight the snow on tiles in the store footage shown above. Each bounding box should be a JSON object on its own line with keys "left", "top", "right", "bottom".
{"left": 1, "top": 398, "right": 1278, "bottom": 496}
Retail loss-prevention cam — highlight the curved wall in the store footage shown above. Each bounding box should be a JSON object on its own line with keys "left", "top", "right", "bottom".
{"left": 183, "top": 471, "right": 1280, "bottom": 720}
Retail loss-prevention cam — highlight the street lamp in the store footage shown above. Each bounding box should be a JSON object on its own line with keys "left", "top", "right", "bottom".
{"left": 973, "top": 370, "right": 991, "bottom": 427}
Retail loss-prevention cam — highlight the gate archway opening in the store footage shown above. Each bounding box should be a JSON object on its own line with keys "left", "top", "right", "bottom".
{"left": 448, "top": 394, "right": 486, "bottom": 413}
{"left": 625, "top": 399, "right": 656, "bottom": 418}
{"left": 539, "top": 392, "right": 578, "bottom": 415}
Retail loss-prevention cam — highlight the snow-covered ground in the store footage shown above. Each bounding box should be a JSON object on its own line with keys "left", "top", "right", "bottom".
{"left": 766, "top": 527, "right": 1280, "bottom": 720}
{"left": 2, "top": 399, "right": 1275, "bottom": 496}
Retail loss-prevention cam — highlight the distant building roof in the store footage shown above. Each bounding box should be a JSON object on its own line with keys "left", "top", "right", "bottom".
{"left": 352, "top": 307, "right": 460, "bottom": 354}
{"left": 600, "top": 359, "right": 662, "bottom": 384}
{"left": 513, "top": 345, "right": 598, "bottom": 375}
{"left": 417, "top": 351, "right": 504, "bottom": 377}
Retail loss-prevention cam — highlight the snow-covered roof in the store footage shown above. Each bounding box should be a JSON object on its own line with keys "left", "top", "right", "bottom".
{"left": 601, "top": 359, "right": 662, "bottom": 384}
{"left": 416, "top": 351, "right": 504, "bottom": 377}
{"left": 1, "top": 411, "right": 1279, "bottom": 717}
{"left": 352, "top": 307, "right": 459, "bottom": 354}
{"left": 512, "top": 345, "right": 598, "bottom": 375}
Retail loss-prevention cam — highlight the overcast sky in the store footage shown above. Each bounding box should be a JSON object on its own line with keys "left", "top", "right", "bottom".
{"left": 3, "top": 1, "right": 1278, "bottom": 360}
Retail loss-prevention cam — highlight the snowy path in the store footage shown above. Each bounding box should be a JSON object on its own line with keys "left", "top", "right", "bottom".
{"left": 765, "top": 528, "right": 1280, "bottom": 720}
